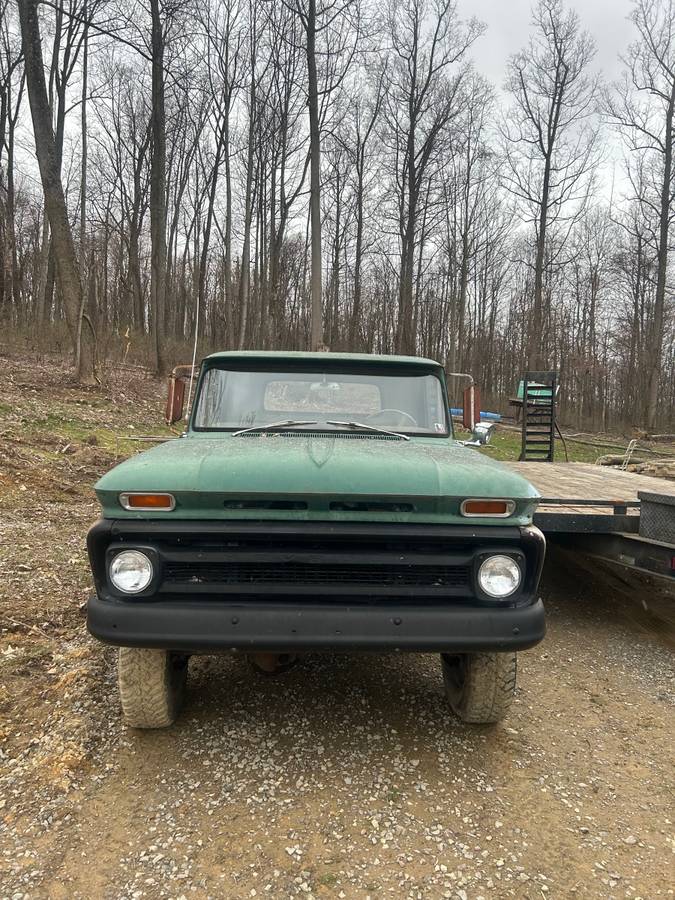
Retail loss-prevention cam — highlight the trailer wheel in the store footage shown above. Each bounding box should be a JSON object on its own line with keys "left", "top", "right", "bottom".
{"left": 117, "top": 648, "right": 188, "bottom": 728}
{"left": 441, "top": 651, "right": 517, "bottom": 723}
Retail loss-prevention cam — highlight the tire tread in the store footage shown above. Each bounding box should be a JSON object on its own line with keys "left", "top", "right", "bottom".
{"left": 443, "top": 651, "right": 517, "bottom": 724}
{"left": 117, "top": 648, "right": 186, "bottom": 728}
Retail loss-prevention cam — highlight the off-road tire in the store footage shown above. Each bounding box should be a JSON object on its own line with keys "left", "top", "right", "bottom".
{"left": 441, "top": 651, "right": 517, "bottom": 723}
{"left": 117, "top": 648, "right": 188, "bottom": 728}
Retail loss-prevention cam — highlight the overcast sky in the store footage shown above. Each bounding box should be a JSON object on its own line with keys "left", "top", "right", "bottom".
{"left": 462, "top": 0, "right": 636, "bottom": 87}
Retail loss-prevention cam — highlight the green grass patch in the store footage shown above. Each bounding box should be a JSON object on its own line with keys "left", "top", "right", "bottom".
{"left": 12, "top": 416, "right": 174, "bottom": 476}
{"left": 482, "top": 429, "right": 600, "bottom": 463}
{"left": 29, "top": 409, "right": 175, "bottom": 460}
{"left": 453, "top": 425, "right": 602, "bottom": 464}
{"left": 41, "top": 416, "right": 95, "bottom": 439}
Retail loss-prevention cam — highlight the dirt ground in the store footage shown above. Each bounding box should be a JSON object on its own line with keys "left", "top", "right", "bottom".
{"left": 0, "top": 354, "right": 673, "bottom": 900}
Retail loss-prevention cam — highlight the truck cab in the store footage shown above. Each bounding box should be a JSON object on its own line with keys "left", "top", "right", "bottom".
{"left": 87, "top": 352, "right": 545, "bottom": 727}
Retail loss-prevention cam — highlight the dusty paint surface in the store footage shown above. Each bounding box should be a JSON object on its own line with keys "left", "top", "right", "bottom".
{"left": 95, "top": 434, "right": 540, "bottom": 523}
{"left": 97, "top": 351, "right": 538, "bottom": 522}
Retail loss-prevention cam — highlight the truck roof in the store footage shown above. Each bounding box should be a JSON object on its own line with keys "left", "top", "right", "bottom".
{"left": 204, "top": 350, "right": 444, "bottom": 367}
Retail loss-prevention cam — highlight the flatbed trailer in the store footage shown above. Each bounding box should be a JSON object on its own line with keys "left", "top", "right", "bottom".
{"left": 503, "top": 462, "right": 675, "bottom": 583}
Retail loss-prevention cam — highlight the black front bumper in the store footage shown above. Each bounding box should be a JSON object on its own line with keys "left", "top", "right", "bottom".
{"left": 87, "top": 594, "right": 546, "bottom": 652}
{"left": 86, "top": 519, "right": 546, "bottom": 653}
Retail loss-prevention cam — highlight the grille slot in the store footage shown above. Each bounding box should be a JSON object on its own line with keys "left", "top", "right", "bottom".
{"left": 329, "top": 501, "right": 414, "bottom": 512}
{"left": 164, "top": 561, "right": 470, "bottom": 588}
{"left": 149, "top": 527, "right": 484, "bottom": 599}
{"left": 223, "top": 499, "right": 308, "bottom": 510}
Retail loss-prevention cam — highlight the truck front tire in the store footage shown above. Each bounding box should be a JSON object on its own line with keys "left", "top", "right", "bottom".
{"left": 441, "top": 651, "right": 517, "bottom": 723}
{"left": 117, "top": 648, "right": 188, "bottom": 728}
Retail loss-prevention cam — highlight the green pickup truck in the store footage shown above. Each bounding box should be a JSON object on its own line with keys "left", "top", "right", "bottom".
{"left": 87, "top": 351, "right": 545, "bottom": 728}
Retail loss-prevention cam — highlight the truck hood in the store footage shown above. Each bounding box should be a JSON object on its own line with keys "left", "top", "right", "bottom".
{"left": 95, "top": 434, "right": 540, "bottom": 525}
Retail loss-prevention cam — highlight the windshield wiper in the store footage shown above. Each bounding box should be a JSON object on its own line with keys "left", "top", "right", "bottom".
{"left": 326, "top": 420, "right": 410, "bottom": 441}
{"left": 232, "top": 419, "right": 317, "bottom": 436}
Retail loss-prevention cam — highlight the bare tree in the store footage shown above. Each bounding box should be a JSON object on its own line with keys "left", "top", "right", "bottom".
{"left": 2, "top": 0, "right": 674, "bottom": 433}
{"left": 613, "top": 190, "right": 658, "bottom": 425}
{"left": 346, "top": 65, "right": 384, "bottom": 348}
{"left": 304, "top": 0, "right": 323, "bottom": 349}
{"left": 442, "top": 72, "right": 496, "bottom": 372}
{"left": 92, "top": 59, "right": 152, "bottom": 331}
{"left": 236, "top": 1, "right": 260, "bottom": 349}
{"left": 264, "top": 2, "right": 309, "bottom": 344}
{"left": 199, "top": 0, "right": 244, "bottom": 342}
{"left": 18, "top": 0, "right": 96, "bottom": 381}
{"left": 148, "top": 0, "right": 167, "bottom": 372}
{"left": 283, "top": 0, "right": 360, "bottom": 350}
{"left": 0, "top": 1, "right": 24, "bottom": 318}
{"left": 607, "top": 0, "right": 675, "bottom": 430}
{"left": 382, "top": 0, "right": 482, "bottom": 355}
{"left": 39, "top": 0, "right": 99, "bottom": 328}
{"left": 502, "top": 0, "right": 598, "bottom": 368}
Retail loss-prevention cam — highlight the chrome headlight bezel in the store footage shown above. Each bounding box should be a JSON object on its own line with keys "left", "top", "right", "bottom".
{"left": 109, "top": 549, "right": 154, "bottom": 595}
{"left": 477, "top": 554, "right": 522, "bottom": 599}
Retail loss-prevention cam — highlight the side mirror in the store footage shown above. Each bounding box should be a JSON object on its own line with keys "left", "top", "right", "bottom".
{"left": 463, "top": 422, "right": 495, "bottom": 447}
{"left": 165, "top": 365, "right": 198, "bottom": 425}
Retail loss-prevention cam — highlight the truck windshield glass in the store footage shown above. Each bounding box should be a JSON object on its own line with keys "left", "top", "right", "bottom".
{"left": 193, "top": 367, "right": 449, "bottom": 436}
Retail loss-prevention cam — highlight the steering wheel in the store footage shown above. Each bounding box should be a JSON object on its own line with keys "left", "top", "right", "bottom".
{"left": 367, "top": 408, "right": 418, "bottom": 427}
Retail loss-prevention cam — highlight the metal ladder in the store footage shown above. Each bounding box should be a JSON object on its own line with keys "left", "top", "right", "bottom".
{"left": 519, "top": 371, "right": 557, "bottom": 462}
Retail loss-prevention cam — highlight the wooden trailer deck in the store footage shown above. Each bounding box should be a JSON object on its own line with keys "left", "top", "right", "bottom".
{"left": 503, "top": 462, "right": 675, "bottom": 581}
{"left": 503, "top": 462, "right": 675, "bottom": 533}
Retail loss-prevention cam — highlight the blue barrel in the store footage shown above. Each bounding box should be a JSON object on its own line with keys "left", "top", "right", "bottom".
{"left": 449, "top": 408, "right": 501, "bottom": 422}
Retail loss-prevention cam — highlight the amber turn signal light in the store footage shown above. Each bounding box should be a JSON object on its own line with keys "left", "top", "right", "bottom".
{"left": 460, "top": 499, "right": 515, "bottom": 517}
{"left": 119, "top": 492, "right": 176, "bottom": 511}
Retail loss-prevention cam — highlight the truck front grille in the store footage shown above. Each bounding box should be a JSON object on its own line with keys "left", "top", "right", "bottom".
{"left": 92, "top": 520, "right": 535, "bottom": 606}
{"left": 164, "top": 561, "right": 470, "bottom": 588}
{"left": 143, "top": 526, "right": 481, "bottom": 600}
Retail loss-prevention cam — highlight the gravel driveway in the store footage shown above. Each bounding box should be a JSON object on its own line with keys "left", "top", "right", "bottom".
{"left": 0, "top": 363, "right": 672, "bottom": 899}
{"left": 1, "top": 548, "right": 673, "bottom": 900}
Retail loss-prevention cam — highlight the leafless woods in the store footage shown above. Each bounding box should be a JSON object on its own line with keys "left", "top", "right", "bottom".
{"left": 1, "top": 0, "right": 673, "bottom": 429}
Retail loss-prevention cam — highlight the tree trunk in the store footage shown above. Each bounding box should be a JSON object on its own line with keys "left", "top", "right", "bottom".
{"left": 530, "top": 154, "right": 551, "bottom": 370}
{"left": 645, "top": 83, "right": 674, "bottom": 431}
{"left": 150, "top": 0, "right": 168, "bottom": 373}
{"left": 18, "top": 0, "right": 95, "bottom": 382}
{"left": 457, "top": 229, "right": 469, "bottom": 372}
{"left": 396, "top": 95, "right": 417, "bottom": 356}
{"left": 129, "top": 212, "right": 144, "bottom": 331}
{"left": 35, "top": 214, "right": 50, "bottom": 325}
{"left": 351, "top": 153, "right": 365, "bottom": 349}
{"left": 306, "top": 0, "right": 323, "bottom": 350}
{"left": 76, "top": 3, "right": 89, "bottom": 374}
{"left": 198, "top": 124, "right": 225, "bottom": 348}
{"left": 397, "top": 208, "right": 417, "bottom": 355}
{"left": 237, "top": 84, "right": 256, "bottom": 350}
{"left": 223, "top": 115, "right": 232, "bottom": 334}
{"left": 6, "top": 74, "right": 24, "bottom": 319}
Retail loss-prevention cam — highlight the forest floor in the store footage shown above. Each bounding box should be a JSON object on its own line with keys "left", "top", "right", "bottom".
{"left": 0, "top": 352, "right": 673, "bottom": 900}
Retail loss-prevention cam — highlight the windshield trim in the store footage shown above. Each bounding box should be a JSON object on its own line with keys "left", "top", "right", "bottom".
{"left": 189, "top": 360, "right": 453, "bottom": 438}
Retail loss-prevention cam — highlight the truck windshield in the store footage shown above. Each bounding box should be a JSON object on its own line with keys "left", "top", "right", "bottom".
{"left": 193, "top": 366, "right": 449, "bottom": 436}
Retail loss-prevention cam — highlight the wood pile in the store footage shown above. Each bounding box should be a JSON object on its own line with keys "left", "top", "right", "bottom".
{"left": 596, "top": 455, "right": 675, "bottom": 481}
{"left": 629, "top": 459, "right": 675, "bottom": 481}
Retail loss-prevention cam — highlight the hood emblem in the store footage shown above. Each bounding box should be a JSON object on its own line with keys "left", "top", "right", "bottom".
{"left": 307, "top": 436, "right": 335, "bottom": 468}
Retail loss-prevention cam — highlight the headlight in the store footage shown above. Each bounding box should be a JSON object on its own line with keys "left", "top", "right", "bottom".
{"left": 110, "top": 550, "right": 153, "bottom": 594}
{"left": 478, "top": 555, "right": 521, "bottom": 598}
